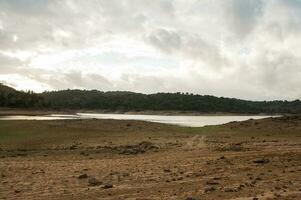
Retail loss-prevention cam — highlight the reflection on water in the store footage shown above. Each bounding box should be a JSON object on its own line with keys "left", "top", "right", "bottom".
{"left": 0, "top": 113, "right": 275, "bottom": 127}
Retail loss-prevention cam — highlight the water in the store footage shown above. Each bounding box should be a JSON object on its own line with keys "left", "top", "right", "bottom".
{"left": 0, "top": 113, "right": 275, "bottom": 127}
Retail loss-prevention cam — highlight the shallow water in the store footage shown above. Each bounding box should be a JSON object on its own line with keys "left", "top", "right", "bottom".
{"left": 0, "top": 113, "right": 275, "bottom": 127}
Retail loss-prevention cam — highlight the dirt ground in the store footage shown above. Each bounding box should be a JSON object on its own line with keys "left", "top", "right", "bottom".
{"left": 0, "top": 116, "right": 301, "bottom": 200}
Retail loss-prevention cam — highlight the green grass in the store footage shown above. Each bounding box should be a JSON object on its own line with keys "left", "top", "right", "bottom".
{"left": 1, "top": 117, "right": 300, "bottom": 150}
{"left": 0, "top": 119, "right": 198, "bottom": 149}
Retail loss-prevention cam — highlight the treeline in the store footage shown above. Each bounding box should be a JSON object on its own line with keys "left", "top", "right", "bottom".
{"left": 1, "top": 83, "right": 301, "bottom": 114}
{"left": 41, "top": 89, "right": 301, "bottom": 114}
{"left": 0, "top": 84, "right": 46, "bottom": 108}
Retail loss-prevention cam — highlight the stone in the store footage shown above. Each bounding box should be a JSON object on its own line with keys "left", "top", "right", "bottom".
{"left": 253, "top": 158, "right": 269, "bottom": 164}
{"left": 78, "top": 174, "right": 88, "bottom": 179}
{"left": 204, "top": 186, "right": 216, "bottom": 193}
{"left": 102, "top": 183, "right": 113, "bottom": 189}
{"left": 88, "top": 177, "right": 102, "bottom": 187}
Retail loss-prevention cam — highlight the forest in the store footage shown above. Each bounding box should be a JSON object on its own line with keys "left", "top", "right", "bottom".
{"left": 1, "top": 83, "right": 301, "bottom": 114}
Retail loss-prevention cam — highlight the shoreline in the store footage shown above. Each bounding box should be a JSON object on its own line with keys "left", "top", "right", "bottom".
{"left": 0, "top": 108, "right": 283, "bottom": 117}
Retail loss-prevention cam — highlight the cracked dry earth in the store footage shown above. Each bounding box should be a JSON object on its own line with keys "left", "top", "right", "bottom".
{"left": 0, "top": 116, "right": 301, "bottom": 200}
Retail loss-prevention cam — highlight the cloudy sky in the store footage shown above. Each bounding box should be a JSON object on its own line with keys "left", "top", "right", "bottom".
{"left": 0, "top": 0, "right": 300, "bottom": 100}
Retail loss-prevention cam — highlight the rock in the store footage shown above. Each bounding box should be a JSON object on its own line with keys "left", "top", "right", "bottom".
{"left": 253, "top": 158, "right": 269, "bottom": 164}
{"left": 78, "top": 174, "right": 88, "bottom": 179}
{"left": 121, "top": 172, "right": 130, "bottom": 177}
{"left": 121, "top": 148, "right": 143, "bottom": 155}
{"left": 88, "top": 177, "right": 102, "bottom": 186}
{"left": 32, "top": 169, "right": 45, "bottom": 175}
{"left": 119, "top": 141, "right": 158, "bottom": 155}
{"left": 216, "top": 143, "right": 245, "bottom": 152}
{"left": 275, "top": 186, "right": 281, "bottom": 190}
{"left": 224, "top": 187, "right": 238, "bottom": 192}
{"left": 102, "top": 183, "right": 113, "bottom": 189}
{"left": 255, "top": 177, "right": 262, "bottom": 181}
{"left": 204, "top": 186, "right": 216, "bottom": 193}
{"left": 69, "top": 144, "right": 77, "bottom": 150}
{"left": 206, "top": 180, "right": 219, "bottom": 185}
{"left": 80, "top": 152, "right": 89, "bottom": 156}
{"left": 186, "top": 198, "right": 198, "bottom": 200}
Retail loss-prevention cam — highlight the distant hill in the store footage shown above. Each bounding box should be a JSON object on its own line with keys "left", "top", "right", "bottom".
{"left": 0, "top": 83, "right": 300, "bottom": 114}
{"left": 0, "top": 83, "right": 45, "bottom": 108}
{"left": 41, "top": 89, "right": 301, "bottom": 114}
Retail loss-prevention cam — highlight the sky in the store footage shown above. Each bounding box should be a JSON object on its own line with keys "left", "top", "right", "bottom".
{"left": 0, "top": 0, "right": 300, "bottom": 100}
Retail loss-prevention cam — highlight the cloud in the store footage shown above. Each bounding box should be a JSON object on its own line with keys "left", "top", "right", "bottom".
{"left": 0, "top": 0, "right": 300, "bottom": 100}
{"left": 146, "top": 28, "right": 227, "bottom": 71}
{"left": 0, "top": 53, "right": 25, "bottom": 73}
{"left": 146, "top": 29, "right": 182, "bottom": 53}
{"left": 223, "top": 0, "right": 264, "bottom": 39}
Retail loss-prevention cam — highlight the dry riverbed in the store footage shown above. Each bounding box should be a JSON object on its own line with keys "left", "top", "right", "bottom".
{"left": 0, "top": 116, "right": 301, "bottom": 199}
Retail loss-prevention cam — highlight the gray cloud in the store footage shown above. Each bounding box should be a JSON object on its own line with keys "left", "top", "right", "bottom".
{"left": 22, "top": 69, "right": 112, "bottom": 91}
{"left": 147, "top": 29, "right": 182, "bottom": 53}
{"left": 224, "top": 0, "right": 264, "bottom": 39}
{"left": 146, "top": 29, "right": 226, "bottom": 70}
{"left": 0, "top": 0, "right": 300, "bottom": 100}
{"left": 0, "top": 53, "right": 24, "bottom": 73}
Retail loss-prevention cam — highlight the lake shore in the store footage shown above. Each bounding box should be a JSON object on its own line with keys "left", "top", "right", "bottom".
{"left": 0, "top": 108, "right": 279, "bottom": 127}
{"left": 0, "top": 108, "right": 281, "bottom": 116}
{"left": 0, "top": 116, "right": 300, "bottom": 199}
{"left": 0, "top": 108, "right": 72, "bottom": 116}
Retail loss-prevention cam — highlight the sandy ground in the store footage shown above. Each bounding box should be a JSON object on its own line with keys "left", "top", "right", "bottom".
{"left": 0, "top": 116, "right": 301, "bottom": 199}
